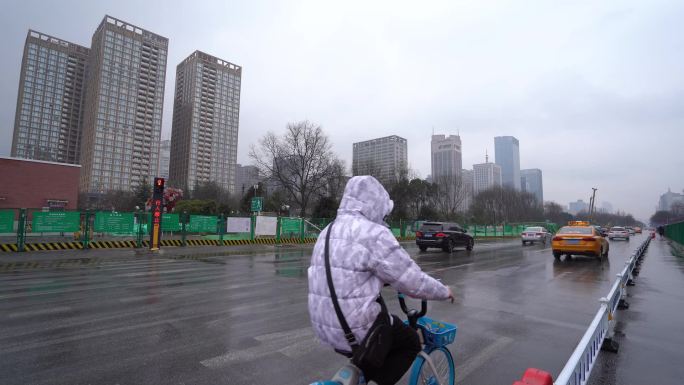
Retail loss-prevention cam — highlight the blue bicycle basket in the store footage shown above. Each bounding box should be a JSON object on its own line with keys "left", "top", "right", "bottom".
{"left": 416, "top": 317, "right": 457, "bottom": 347}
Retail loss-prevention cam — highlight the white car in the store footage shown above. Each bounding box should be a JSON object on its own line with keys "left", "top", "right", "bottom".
{"left": 521, "top": 226, "right": 549, "bottom": 245}
{"left": 608, "top": 226, "right": 630, "bottom": 241}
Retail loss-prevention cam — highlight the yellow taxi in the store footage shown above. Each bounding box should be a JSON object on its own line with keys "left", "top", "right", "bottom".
{"left": 552, "top": 221, "right": 609, "bottom": 260}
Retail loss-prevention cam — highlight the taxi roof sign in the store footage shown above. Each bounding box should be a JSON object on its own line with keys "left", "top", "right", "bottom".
{"left": 568, "top": 221, "right": 590, "bottom": 226}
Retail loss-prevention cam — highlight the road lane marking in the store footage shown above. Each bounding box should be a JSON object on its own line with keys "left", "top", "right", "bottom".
{"left": 455, "top": 336, "right": 514, "bottom": 384}
{"left": 200, "top": 327, "right": 316, "bottom": 367}
{"left": 7, "top": 306, "right": 72, "bottom": 319}
{"left": 426, "top": 263, "right": 474, "bottom": 273}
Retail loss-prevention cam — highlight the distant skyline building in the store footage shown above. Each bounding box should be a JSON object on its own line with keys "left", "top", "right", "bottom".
{"left": 600, "top": 201, "right": 614, "bottom": 213}
{"left": 494, "top": 136, "right": 521, "bottom": 190}
{"left": 169, "top": 51, "right": 242, "bottom": 193}
{"left": 473, "top": 156, "right": 502, "bottom": 194}
{"left": 235, "top": 164, "right": 260, "bottom": 196}
{"left": 431, "top": 134, "right": 462, "bottom": 180}
{"left": 80, "top": 15, "right": 168, "bottom": 193}
{"left": 352, "top": 135, "right": 408, "bottom": 184}
{"left": 460, "top": 169, "right": 474, "bottom": 211}
{"left": 11, "top": 30, "right": 89, "bottom": 164}
{"left": 520, "top": 168, "right": 543, "bottom": 205}
{"left": 157, "top": 139, "right": 170, "bottom": 180}
{"left": 568, "top": 199, "right": 590, "bottom": 215}
{"left": 658, "top": 188, "right": 684, "bottom": 211}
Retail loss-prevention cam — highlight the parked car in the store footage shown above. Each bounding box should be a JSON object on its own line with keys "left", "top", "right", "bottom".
{"left": 608, "top": 226, "right": 630, "bottom": 241}
{"left": 521, "top": 226, "right": 550, "bottom": 245}
{"left": 416, "top": 221, "right": 474, "bottom": 253}
{"left": 552, "top": 221, "right": 609, "bottom": 260}
{"left": 625, "top": 227, "right": 636, "bottom": 235}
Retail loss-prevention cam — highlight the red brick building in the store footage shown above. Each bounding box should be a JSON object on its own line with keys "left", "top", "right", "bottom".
{"left": 0, "top": 157, "right": 80, "bottom": 210}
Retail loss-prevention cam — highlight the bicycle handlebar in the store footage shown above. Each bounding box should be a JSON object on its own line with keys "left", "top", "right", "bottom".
{"left": 397, "top": 293, "right": 427, "bottom": 327}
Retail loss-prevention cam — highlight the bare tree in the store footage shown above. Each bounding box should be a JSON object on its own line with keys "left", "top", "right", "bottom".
{"left": 250, "top": 121, "right": 340, "bottom": 217}
{"left": 433, "top": 173, "right": 467, "bottom": 219}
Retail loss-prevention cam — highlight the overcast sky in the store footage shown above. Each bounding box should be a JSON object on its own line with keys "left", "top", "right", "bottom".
{"left": 2, "top": 0, "right": 683, "bottom": 220}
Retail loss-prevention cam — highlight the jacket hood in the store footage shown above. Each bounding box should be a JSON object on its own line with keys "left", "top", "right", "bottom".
{"left": 337, "top": 176, "right": 394, "bottom": 224}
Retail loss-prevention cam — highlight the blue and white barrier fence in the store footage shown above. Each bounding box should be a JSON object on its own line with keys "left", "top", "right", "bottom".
{"left": 512, "top": 237, "right": 651, "bottom": 385}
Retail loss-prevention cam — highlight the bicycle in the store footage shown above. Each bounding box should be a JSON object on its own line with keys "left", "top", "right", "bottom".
{"left": 310, "top": 293, "right": 457, "bottom": 385}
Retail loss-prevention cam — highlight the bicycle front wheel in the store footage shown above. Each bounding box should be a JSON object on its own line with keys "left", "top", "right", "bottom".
{"left": 409, "top": 346, "right": 455, "bottom": 385}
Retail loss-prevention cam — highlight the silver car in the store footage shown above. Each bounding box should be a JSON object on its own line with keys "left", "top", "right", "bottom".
{"left": 608, "top": 226, "right": 630, "bottom": 241}
{"left": 521, "top": 226, "right": 549, "bottom": 245}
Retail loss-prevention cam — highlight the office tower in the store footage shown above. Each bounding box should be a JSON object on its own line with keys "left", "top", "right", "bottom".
{"left": 520, "top": 168, "right": 543, "bottom": 205}
{"left": 431, "top": 134, "right": 462, "bottom": 180}
{"left": 235, "top": 164, "right": 260, "bottom": 196}
{"left": 157, "top": 139, "right": 171, "bottom": 180}
{"left": 169, "top": 51, "right": 241, "bottom": 193}
{"left": 352, "top": 135, "right": 408, "bottom": 184}
{"left": 494, "top": 136, "right": 521, "bottom": 190}
{"left": 473, "top": 158, "right": 502, "bottom": 194}
{"left": 11, "top": 30, "right": 89, "bottom": 164}
{"left": 80, "top": 16, "right": 168, "bottom": 193}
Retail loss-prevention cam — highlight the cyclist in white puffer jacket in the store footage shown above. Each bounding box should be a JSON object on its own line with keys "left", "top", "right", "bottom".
{"left": 308, "top": 175, "right": 453, "bottom": 385}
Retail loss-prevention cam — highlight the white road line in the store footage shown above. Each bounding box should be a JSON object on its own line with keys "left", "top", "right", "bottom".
{"left": 7, "top": 306, "right": 72, "bottom": 319}
{"left": 456, "top": 336, "right": 514, "bottom": 384}
{"left": 200, "top": 327, "right": 316, "bottom": 367}
{"left": 427, "top": 263, "right": 474, "bottom": 273}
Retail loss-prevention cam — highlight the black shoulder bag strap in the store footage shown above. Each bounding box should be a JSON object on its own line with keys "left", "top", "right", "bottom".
{"left": 324, "top": 221, "right": 359, "bottom": 350}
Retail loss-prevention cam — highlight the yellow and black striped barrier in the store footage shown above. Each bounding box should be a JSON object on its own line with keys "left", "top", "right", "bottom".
{"left": 0, "top": 236, "right": 414, "bottom": 253}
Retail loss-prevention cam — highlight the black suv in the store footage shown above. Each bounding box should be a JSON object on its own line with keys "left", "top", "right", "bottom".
{"left": 416, "top": 222, "right": 474, "bottom": 253}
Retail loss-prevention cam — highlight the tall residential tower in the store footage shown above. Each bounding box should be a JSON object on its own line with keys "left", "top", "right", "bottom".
{"left": 11, "top": 31, "right": 89, "bottom": 164}
{"left": 79, "top": 16, "right": 168, "bottom": 193}
{"left": 169, "top": 51, "right": 242, "bottom": 193}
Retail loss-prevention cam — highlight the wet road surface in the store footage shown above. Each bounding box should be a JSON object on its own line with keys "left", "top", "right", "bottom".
{"left": 0, "top": 234, "right": 678, "bottom": 384}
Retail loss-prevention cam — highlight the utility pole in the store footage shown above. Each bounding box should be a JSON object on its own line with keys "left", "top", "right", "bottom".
{"left": 589, "top": 188, "right": 598, "bottom": 222}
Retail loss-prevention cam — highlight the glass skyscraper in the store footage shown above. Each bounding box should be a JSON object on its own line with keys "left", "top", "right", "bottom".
{"left": 494, "top": 136, "right": 521, "bottom": 190}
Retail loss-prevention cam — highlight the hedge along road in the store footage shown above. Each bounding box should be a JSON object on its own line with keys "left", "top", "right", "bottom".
{"left": 0, "top": 235, "right": 660, "bottom": 385}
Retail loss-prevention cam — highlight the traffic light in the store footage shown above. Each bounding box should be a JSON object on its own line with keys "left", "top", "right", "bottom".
{"left": 153, "top": 178, "right": 165, "bottom": 196}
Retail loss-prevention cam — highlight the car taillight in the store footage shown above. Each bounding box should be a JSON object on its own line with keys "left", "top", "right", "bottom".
{"left": 416, "top": 231, "right": 423, "bottom": 237}
{"left": 582, "top": 237, "right": 596, "bottom": 242}
{"left": 536, "top": 232, "right": 543, "bottom": 236}
{"left": 435, "top": 233, "right": 447, "bottom": 238}
{"left": 552, "top": 236, "right": 562, "bottom": 241}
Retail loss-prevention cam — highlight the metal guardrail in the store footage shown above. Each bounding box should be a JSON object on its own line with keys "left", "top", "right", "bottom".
{"left": 554, "top": 237, "right": 651, "bottom": 385}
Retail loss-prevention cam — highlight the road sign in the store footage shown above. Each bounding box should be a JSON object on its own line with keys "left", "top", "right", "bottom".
{"left": 251, "top": 197, "right": 263, "bottom": 212}
{"left": 188, "top": 215, "right": 218, "bottom": 233}
{"left": 32, "top": 211, "right": 80, "bottom": 232}
{"left": 281, "top": 218, "right": 301, "bottom": 236}
{"left": 94, "top": 212, "right": 135, "bottom": 233}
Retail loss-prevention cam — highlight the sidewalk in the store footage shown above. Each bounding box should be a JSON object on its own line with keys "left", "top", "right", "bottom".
{"left": 0, "top": 242, "right": 316, "bottom": 264}
{"left": 589, "top": 238, "right": 684, "bottom": 385}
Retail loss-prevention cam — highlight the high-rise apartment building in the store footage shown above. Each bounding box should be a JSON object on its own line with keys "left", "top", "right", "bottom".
{"left": 494, "top": 136, "right": 521, "bottom": 190}
{"left": 431, "top": 134, "right": 462, "bottom": 180}
{"left": 157, "top": 139, "right": 171, "bottom": 180}
{"left": 473, "top": 160, "right": 502, "bottom": 194}
{"left": 169, "top": 51, "right": 241, "bottom": 193}
{"left": 80, "top": 16, "right": 168, "bottom": 193}
{"left": 352, "top": 135, "right": 408, "bottom": 184}
{"left": 520, "top": 168, "right": 543, "bottom": 205}
{"left": 11, "top": 30, "right": 89, "bottom": 164}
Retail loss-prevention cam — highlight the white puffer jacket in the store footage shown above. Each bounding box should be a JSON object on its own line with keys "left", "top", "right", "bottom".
{"left": 308, "top": 176, "right": 450, "bottom": 352}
